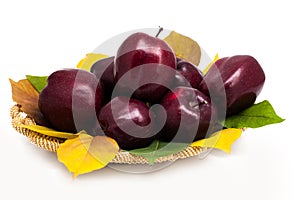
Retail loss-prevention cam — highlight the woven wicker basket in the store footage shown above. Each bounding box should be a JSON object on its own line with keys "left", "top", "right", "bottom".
{"left": 10, "top": 104, "right": 206, "bottom": 164}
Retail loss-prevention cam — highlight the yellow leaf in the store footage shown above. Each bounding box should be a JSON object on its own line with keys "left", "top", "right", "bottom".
{"left": 191, "top": 128, "right": 242, "bottom": 153}
{"left": 20, "top": 125, "right": 80, "bottom": 139}
{"left": 164, "top": 31, "right": 201, "bottom": 66}
{"left": 57, "top": 133, "right": 119, "bottom": 178}
{"left": 202, "top": 54, "right": 219, "bottom": 74}
{"left": 76, "top": 53, "right": 109, "bottom": 71}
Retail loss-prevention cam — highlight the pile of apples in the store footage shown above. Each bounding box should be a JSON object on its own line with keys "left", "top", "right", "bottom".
{"left": 38, "top": 31, "right": 265, "bottom": 150}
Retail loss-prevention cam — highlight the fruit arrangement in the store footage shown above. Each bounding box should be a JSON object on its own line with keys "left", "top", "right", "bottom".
{"left": 9, "top": 28, "right": 284, "bottom": 177}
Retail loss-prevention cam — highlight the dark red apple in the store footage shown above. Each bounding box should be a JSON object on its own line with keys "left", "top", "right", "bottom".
{"left": 172, "top": 60, "right": 203, "bottom": 89}
{"left": 199, "top": 55, "right": 265, "bottom": 116}
{"left": 98, "top": 96, "right": 156, "bottom": 150}
{"left": 90, "top": 56, "right": 115, "bottom": 102}
{"left": 114, "top": 32, "right": 176, "bottom": 103}
{"left": 157, "top": 86, "right": 218, "bottom": 143}
{"left": 39, "top": 69, "right": 103, "bottom": 133}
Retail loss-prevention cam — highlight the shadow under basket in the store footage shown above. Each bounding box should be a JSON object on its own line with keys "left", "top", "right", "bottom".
{"left": 10, "top": 104, "right": 207, "bottom": 164}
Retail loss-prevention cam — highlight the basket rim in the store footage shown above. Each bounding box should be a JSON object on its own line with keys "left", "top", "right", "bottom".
{"left": 10, "top": 104, "right": 206, "bottom": 164}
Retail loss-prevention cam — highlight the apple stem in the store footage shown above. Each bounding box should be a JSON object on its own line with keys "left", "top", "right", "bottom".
{"left": 155, "top": 27, "right": 163, "bottom": 38}
{"left": 189, "top": 100, "right": 207, "bottom": 109}
{"left": 189, "top": 101, "right": 199, "bottom": 109}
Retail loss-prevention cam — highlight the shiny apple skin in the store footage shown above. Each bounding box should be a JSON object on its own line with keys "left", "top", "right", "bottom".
{"left": 90, "top": 56, "right": 115, "bottom": 102}
{"left": 98, "top": 96, "right": 156, "bottom": 150}
{"left": 157, "top": 86, "right": 218, "bottom": 143}
{"left": 199, "top": 55, "right": 265, "bottom": 116}
{"left": 39, "top": 69, "right": 103, "bottom": 133}
{"left": 115, "top": 32, "right": 176, "bottom": 103}
{"left": 172, "top": 60, "right": 203, "bottom": 89}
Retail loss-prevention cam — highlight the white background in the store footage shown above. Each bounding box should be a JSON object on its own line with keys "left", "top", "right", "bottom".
{"left": 0, "top": 0, "right": 298, "bottom": 199}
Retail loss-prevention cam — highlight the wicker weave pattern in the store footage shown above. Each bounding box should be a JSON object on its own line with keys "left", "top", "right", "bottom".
{"left": 10, "top": 105, "right": 206, "bottom": 164}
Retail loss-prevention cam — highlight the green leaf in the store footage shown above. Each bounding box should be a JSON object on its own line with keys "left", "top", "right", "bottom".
{"left": 224, "top": 100, "right": 285, "bottom": 128}
{"left": 26, "top": 75, "right": 48, "bottom": 93}
{"left": 129, "top": 140, "right": 189, "bottom": 164}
